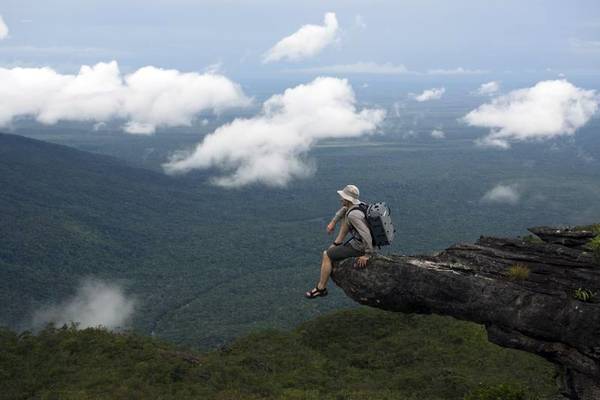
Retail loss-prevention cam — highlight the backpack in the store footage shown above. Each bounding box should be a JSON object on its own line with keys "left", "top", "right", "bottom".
{"left": 347, "top": 202, "right": 395, "bottom": 247}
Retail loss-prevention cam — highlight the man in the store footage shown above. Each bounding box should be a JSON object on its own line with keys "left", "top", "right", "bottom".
{"left": 305, "top": 184, "right": 374, "bottom": 299}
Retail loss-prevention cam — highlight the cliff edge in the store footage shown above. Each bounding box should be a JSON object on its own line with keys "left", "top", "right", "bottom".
{"left": 332, "top": 226, "right": 600, "bottom": 400}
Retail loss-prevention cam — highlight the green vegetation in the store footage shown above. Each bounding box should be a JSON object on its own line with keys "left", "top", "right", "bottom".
{"left": 573, "top": 288, "right": 596, "bottom": 302}
{"left": 573, "top": 222, "right": 600, "bottom": 263}
{"left": 0, "top": 308, "right": 557, "bottom": 400}
{"left": 586, "top": 235, "right": 600, "bottom": 264}
{"left": 4, "top": 131, "right": 600, "bottom": 349}
{"left": 521, "top": 235, "right": 543, "bottom": 244}
{"left": 464, "top": 383, "right": 540, "bottom": 400}
{"left": 506, "top": 264, "right": 530, "bottom": 281}
{"left": 573, "top": 223, "right": 600, "bottom": 234}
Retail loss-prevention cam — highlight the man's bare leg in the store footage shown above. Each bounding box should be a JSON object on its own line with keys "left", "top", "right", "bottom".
{"left": 318, "top": 250, "right": 332, "bottom": 289}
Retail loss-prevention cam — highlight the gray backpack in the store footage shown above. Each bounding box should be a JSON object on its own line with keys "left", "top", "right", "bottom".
{"left": 348, "top": 202, "right": 395, "bottom": 247}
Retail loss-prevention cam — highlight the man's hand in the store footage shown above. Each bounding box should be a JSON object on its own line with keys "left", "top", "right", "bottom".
{"left": 326, "top": 222, "right": 335, "bottom": 234}
{"left": 355, "top": 255, "right": 369, "bottom": 268}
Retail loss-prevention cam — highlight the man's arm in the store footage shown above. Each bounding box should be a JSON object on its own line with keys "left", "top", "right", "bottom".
{"left": 327, "top": 206, "right": 348, "bottom": 233}
{"left": 332, "top": 222, "right": 349, "bottom": 246}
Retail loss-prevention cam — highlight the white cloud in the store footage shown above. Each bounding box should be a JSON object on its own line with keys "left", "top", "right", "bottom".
{"left": 403, "top": 129, "right": 417, "bottom": 139}
{"left": 33, "top": 279, "right": 136, "bottom": 330}
{"left": 464, "top": 80, "right": 598, "bottom": 148}
{"left": 481, "top": 184, "right": 520, "bottom": 205}
{"left": 392, "top": 101, "right": 405, "bottom": 117}
{"left": 427, "top": 67, "right": 487, "bottom": 75}
{"left": 163, "top": 77, "right": 385, "bottom": 187}
{"left": 476, "top": 81, "right": 500, "bottom": 95}
{"left": 292, "top": 62, "right": 409, "bottom": 75}
{"left": 0, "top": 45, "right": 123, "bottom": 57}
{"left": 414, "top": 87, "right": 445, "bottom": 102}
{"left": 354, "top": 14, "right": 367, "bottom": 30}
{"left": 431, "top": 129, "right": 445, "bottom": 139}
{"left": 0, "top": 15, "right": 8, "bottom": 39}
{"left": 92, "top": 121, "right": 106, "bottom": 131}
{"left": 0, "top": 61, "right": 250, "bottom": 134}
{"left": 263, "top": 12, "right": 339, "bottom": 63}
{"left": 570, "top": 38, "right": 600, "bottom": 53}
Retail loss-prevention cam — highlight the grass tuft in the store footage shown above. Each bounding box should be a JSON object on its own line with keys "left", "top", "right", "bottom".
{"left": 506, "top": 264, "right": 530, "bottom": 281}
{"left": 573, "top": 288, "right": 596, "bottom": 302}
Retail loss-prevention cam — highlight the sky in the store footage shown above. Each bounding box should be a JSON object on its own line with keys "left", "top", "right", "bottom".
{"left": 1, "top": 0, "right": 600, "bottom": 78}
{"left": 0, "top": 1, "right": 599, "bottom": 187}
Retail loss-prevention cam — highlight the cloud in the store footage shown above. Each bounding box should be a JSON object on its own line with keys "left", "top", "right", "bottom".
{"left": 263, "top": 12, "right": 339, "bottom": 63}
{"left": 476, "top": 81, "right": 500, "bottom": 95}
{"left": 292, "top": 62, "right": 409, "bottom": 75}
{"left": 392, "top": 101, "right": 405, "bottom": 117}
{"left": 427, "top": 67, "right": 487, "bottom": 75}
{"left": 354, "top": 14, "right": 367, "bottom": 30}
{"left": 32, "top": 279, "right": 136, "bottom": 330}
{"left": 92, "top": 121, "right": 106, "bottom": 131}
{"left": 414, "top": 87, "right": 445, "bottom": 102}
{"left": 464, "top": 80, "right": 598, "bottom": 148}
{"left": 0, "top": 61, "right": 250, "bottom": 134}
{"left": 570, "top": 38, "right": 600, "bottom": 54}
{"left": 0, "top": 45, "right": 123, "bottom": 57}
{"left": 481, "top": 184, "right": 520, "bottom": 205}
{"left": 163, "top": 77, "right": 385, "bottom": 187}
{"left": 0, "top": 15, "right": 8, "bottom": 39}
{"left": 431, "top": 129, "right": 445, "bottom": 139}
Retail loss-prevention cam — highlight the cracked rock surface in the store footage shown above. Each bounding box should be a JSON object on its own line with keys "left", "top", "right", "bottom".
{"left": 331, "top": 226, "right": 600, "bottom": 400}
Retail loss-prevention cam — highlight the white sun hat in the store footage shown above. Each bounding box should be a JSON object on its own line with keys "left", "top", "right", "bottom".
{"left": 337, "top": 184, "right": 361, "bottom": 205}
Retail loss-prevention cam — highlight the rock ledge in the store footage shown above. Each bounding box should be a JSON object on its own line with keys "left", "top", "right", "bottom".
{"left": 332, "top": 226, "right": 600, "bottom": 400}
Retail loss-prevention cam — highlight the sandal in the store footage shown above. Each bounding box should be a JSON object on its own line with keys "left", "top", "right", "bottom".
{"left": 305, "top": 285, "right": 328, "bottom": 299}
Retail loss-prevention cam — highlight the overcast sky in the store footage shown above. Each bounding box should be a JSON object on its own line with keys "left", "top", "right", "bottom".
{"left": 1, "top": 0, "right": 600, "bottom": 78}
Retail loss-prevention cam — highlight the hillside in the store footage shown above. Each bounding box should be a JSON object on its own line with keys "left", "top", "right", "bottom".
{"left": 0, "top": 132, "right": 201, "bottom": 329}
{"left": 3, "top": 130, "right": 600, "bottom": 353}
{"left": 0, "top": 132, "right": 351, "bottom": 345}
{"left": 0, "top": 308, "right": 558, "bottom": 400}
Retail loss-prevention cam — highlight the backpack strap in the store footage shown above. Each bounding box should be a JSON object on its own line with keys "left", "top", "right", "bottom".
{"left": 345, "top": 204, "right": 368, "bottom": 245}
{"left": 345, "top": 203, "right": 377, "bottom": 248}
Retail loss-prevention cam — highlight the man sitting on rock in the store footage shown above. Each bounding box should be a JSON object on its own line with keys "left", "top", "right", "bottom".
{"left": 305, "top": 184, "right": 374, "bottom": 299}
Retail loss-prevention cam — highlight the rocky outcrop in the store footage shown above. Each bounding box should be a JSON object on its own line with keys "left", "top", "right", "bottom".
{"left": 331, "top": 226, "right": 600, "bottom": 400}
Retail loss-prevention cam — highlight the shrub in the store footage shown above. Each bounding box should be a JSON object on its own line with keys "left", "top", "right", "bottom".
{"left": 464, "top": 383, "right": 539, "bottom": 400}
{"left": 521, "top": 235, "right": 543, "bottom": 244}
{"left": 573, "top": 288, "right": 596, "bottom": 302}
{"left": 574, "top": 223, "right": 600, "bottom": 235}
{"left": 586, "top": 235, "right": 600, "bottom": 264}
{"left": 506, "top": 264, "right": 530, "bottom": 281}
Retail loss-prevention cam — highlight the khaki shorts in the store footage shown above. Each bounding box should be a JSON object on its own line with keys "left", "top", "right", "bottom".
{"left": 326, "top": 244, "right": 364, "bottom": 261}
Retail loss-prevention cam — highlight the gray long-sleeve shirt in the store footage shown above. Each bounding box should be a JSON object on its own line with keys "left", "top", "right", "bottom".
{"left": 332, "top": 206, "right": 347, "bottom": 224}
{"left": 345, "top": 206, "right": 375, "bottom": 256}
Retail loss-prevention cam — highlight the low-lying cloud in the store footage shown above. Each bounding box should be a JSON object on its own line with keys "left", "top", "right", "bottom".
{"left": 263, "top": 12, "right": 339, "bottom": 63}
{"left": 0, "top": 15, "right": 8, "bottom": 39}
{"left": 481, "top": 184, "right": 520, "bottom": 205}
{"left": 427, "top": 67, "right": 487, "bottom": 75}
{"left": 431, "top": 129, "right": 445, "bottom": 139}
{"left": 0, "top": 61, "right": 250, "bottom": 134}
{"left": 414, "top": 87, "right": 445, "bottom": 102}
{"left": 292, "top": 62, "right": 409, "bottom": 75}
{"left": 464, "top": 79, "right": 598, "bottom": 148}
{"left": 476, "top": 81, "right": 500, "bottom": 95}
{"left": 33, "top": 279, "right": 136, "bottom": 330}
{"left": 163, "top": 77, "right": 385, "bottom": 187}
